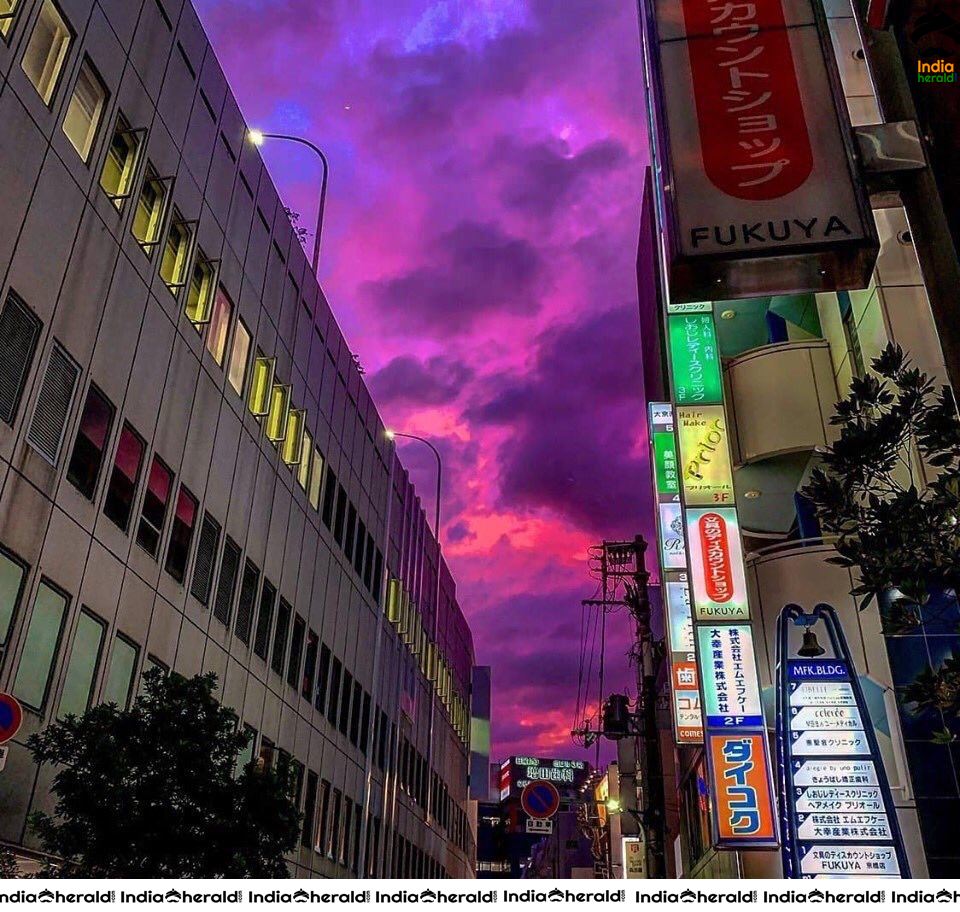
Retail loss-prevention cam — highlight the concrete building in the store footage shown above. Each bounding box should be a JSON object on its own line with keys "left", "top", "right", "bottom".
{"left": 0, "top": 0, "right": 475, "bottom": 877}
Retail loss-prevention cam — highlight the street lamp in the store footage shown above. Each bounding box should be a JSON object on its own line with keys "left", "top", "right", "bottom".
{"left": 247, "top": 128, "right": 329, "bottom": 278}
{"left": 385, "top": 430, "right": 442, "bottom": 544}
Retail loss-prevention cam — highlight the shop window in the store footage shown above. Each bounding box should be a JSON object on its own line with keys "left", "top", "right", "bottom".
{"left": 99, "top": 114, "right": 143, "bottom": 209}
{"left": 164, "top": 485, "right": 197, "bottom": 583}
{"left": 184, "top": 253, "right": 215, "bottom": 326}
{"left": 62, "top": 57, "right": 107, "bottom": 161}
{"left": 159, "top": 211, "right": 194, "bottom": 294}
{"left": 101, "top": 634, "right": 137, "bottom": 709}
{"left": 20, "top": 0, "right": 71, "bottom": 105}
{"left": 65, "top": 385, "right": 114, "bottom": 500}
{"left": 58, "top": 608, "right": 106, "bottom": 719}
{"left": 227, "top": 318, "right": 250, "bottom": 394}
{"left": 131, "top": 164, "right": 170, "bottom": 255}
{"left": 103, "top": 423, "right": 145, "bottom": 532}
{"left": 0, "top": 548, "right": 26, "bottom": 647}
{"left": 135, "top": 455, "right": 173, "bottom": 557}
{"left": 205, "top": 286, "right": 232, "bottom": 366}
{"left": 12, "top": 580, "right": 68, "bottom": 710}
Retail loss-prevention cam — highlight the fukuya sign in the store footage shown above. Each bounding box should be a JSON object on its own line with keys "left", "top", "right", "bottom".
{"left": 640, "top": 0, "right": 878, "bottom": 301}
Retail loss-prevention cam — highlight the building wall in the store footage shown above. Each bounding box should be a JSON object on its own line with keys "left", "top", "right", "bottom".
{"left": 0, "top": 0, "right": 473, "bottom": 877}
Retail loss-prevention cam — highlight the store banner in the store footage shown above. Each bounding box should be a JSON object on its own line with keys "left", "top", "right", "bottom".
{"left": 697, "top": 623, "right": 764, "bottom": 728}
{"left": 676, "top": 405, "right": 734, "bottom": 506}
{"left": 686, "top": 507, "right": 750, "bottom": 621}
{"left": 667, "top": 313, "right": 723, "bottom": 406}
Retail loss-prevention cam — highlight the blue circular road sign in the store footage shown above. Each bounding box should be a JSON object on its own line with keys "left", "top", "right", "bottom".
{"left": 0, "top": 693, "right": 22, "bottom": 744}
{"left": 521, "top": 780, "right": 560, "bottom": 819}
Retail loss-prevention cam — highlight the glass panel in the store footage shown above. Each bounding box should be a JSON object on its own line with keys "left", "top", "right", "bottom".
{"left": 247, "top": 354, "right": 275, "bottom": 416}
{"left": 164, "top": 486, "right": 198, "bottom": 583}
{"left": 20, "top": 0, "right": 71, "bottom": 105}
{"left": 205, "top": 287, "right": 232, "bottom": 365}
{"left": 297, "top": 429, "right": 312, "bottom": 490}
{"left": 103, "top": 423, "right": 145, "bottom": 532}
{"left": 66, "top": 386, "right": 114, "bottom": 500}
{"left": 308, "top": 447, "right": 323, "bottom": 510}
{"left": 131, "top": 165, "right": 167, "bottom": 251}
{"left": 0, "top": 550, "right": 25, "bottom": 646}
{"left": 135, "top": 455, "right": 173, "bottom": 557}
{"left": 0, "top": 1, "right": 22, "bottom": 39}
{"left": 265, "top": 385, "right": 290, "bottom": 442}
{"left": 62, "top": 58, "right": 106, "bottom": 161}
{"left": 281, "top": 408, "right": 305, "bottom": 465}
{"left": 99, "top": 115, "right": 141, "bottom": 207}
{"left": 235, "top": 725, "right": 256, "bottom": 776}
{"left": 101, "top": 635, "right": 137, "bottom": 709}
{"left": 58, "top": 610, "right": 105, "bottom": 719}
{"left": 12, "top": 581, "right": 67, "bottom": 709}
{"left": 159, "top": 214, "right": 192, "bottom": 292}
{"left": 227, "top": 319, "right": 250, "bottom": 394}
{"left": 185, "top": 256, "right": 214, "bottom": 325}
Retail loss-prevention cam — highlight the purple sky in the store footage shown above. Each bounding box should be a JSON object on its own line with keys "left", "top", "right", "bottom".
{"left": 194, "top": 0, "right": 652, "bottom": 761}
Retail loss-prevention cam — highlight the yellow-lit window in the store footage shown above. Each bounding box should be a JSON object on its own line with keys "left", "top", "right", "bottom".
{"left": 265, "top": 384, "right": 291, "bottom": 442}
{"left": 185, "top": 252, "right": 215, "bottom": 326}
{"left": 227, "top": 318, "right": 251, "bottom": 394}
{"left": 247, "top": 353, "right": 275, "bottom": 416}
{"left": 205, "top": 286, "right": 232, "bottom": 365}
{"left": 281, "top": 408, "right": 305, "bottom": 465}
{"left": 21, "top": 0, "right": 71, "bottom": 105}
{"left": 62, "top": 57, "right": 107, "bottom": 161}
{"left": 297, "top": 428, "right": 312, "bottom": 490}
{"left": 159, "top": 210, "right": 193, "bottom": 294}
{"left": 0, "top": 1, "right": 23, "bottom": 39}
{"left": 100, "top": 114, "right": 142, "bottom": 208}
{"left": 131, "top": 164, "right": 169, "bottom": 254}
{"left": 386, "top": 579, "right": 401, "bottom": 623}
{"left": 308, "top": 446, "right": 323, "bottom": 510}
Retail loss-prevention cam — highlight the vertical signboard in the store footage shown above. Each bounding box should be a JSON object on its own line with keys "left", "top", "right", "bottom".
{"left": 676, "top": 405, "right": 734, "bottom": 506}
{"left": 708, "top": 732, "right": 778, "bottom": 845}
{"left": 776, "top": 604, "right": 909, "bottom": 878}
{"left": 668, "top": 312, "right": 723, "bottom": 404}
{"left": 665, "top": 575, "right": 702, "bottom": 744}
{"left": 686, "top": 507, "right": 749, "bottom": 621}
{"left": 697, "top": 624, "right": 764, "bottom": 728}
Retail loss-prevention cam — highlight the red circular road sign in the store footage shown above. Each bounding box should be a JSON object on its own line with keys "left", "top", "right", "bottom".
{"left": 521, "top": 780, "right": 560, "bottom": 820}
{"left": 0, "top": 693, "right": 22, "bottom": 744}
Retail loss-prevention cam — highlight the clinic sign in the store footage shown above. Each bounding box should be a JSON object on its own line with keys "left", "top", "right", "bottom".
{"left": 668, "top": 312, "right": 723, "bottom": 405}
{"left": 775, "top": 604, "right": 909, "bottom": 878}
{"left": 639, "top": 0, "right": 878, "bottom": 301}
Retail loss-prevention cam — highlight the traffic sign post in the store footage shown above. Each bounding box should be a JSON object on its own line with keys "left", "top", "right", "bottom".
{"left": 520, "top": 780, "right": 560, "bottom": 820}
{"left": 0, "top": 693, "right": 22, "bottom": 745}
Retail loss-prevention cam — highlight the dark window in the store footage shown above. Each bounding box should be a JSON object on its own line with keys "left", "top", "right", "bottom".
{"left": 163, "top": 485, "right": 198, "bottom": 583}
{"left": 344, "top": 504, "right": 356, "bottom": 560}
{"left": 363, "top": 532, "right": 375, "bottom": 589}
{"left": 66, "top": 385, "right": 114, "bottom": 499}
{"left": 341, "top": 797, "right": 353, "bottom": 866}
{"left": 189, "top": 512, "right": 221, "bottom": 606}
{"left": 103, "top": 423, "right": 145, "bottom": 531}
{"left": 258, "top": 736, "right": 274, "bottom": 771}
{"left": 339, "top": 670, "right": 352, "bottom": 736}
{"left": 235, "top": 560, "right": 260, "bottom": 646}
{"left": 330, "top": 790, "right": 342, "bottom": 860}
{"left": 135, "top": 455, "right": 173, "bottom": 557}
{"left": 27, "top": 342, "right": 79, "bottom": 464}
{"left": 327, "top": 658, "right": 341, "bottom": 726}
{"left": 316, "top": 643, "right": 331, "bottom": 712}
{"left": 302, "top": 630, "right": 318, "bottom": 700}
{"left": 349, "top": 679, "right": 362, "bottom": 746}
{"left": 213, "top": 536, "right": 241, "bottom": 626}
{"left": 352, "top": 802, "right": 362, "bottom": 873}
{"left": 301, "top": 770, "right": 318, "bottom": 848}
{"left": 252, "top": 579, "right": 276, "bottom": 659}
{"left": 353, "top": 519, "right": 365, "bottom": 576}
{"left": 317, "top": 779, "right": 331, "bottom": 854}
{"left": 0, "top": 291, "right": 41, "bottom": 426}
{"left": 286, "top": 614, "right": 305, "bottom": 689}
{"left": 270, "top": 598, "right": 291, "bottom": 675}
{"left": 333, "top": 485, "right": 347, "bottom": 544}
{"left": 360, "top": 692, "right": 371, "bottom": 754}
{"left": 320, "top": 466, "right": 337, "bottom": 528}
{"left": 373, "top": 549, "right": 383, "bottom": 603}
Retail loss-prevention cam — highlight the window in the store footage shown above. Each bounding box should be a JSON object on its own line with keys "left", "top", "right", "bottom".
{"left": 353, "top": 520, "right": 366, "bottom": 577}
{"left": 205, "top": 286, "right": 232, "bottom": 366}
{"left": 58, "top": 609, "right": 106, "bottom": 718}
{"left": 252, "top": 579, "right": 275, "bottom": 658}
{"left": 363, "top": 533, "right": 375, "bottom": 590}
{"left": 164, "top": 485, "right": 197, "bottom": 583}
{"left": 103, "top": 423, "right": 145, "bottom": 531}
{"left": 0, "top": 291, "right": 41, "bottom": 426}
{"left": 159, "top": 211, "right": 193, "bottom": 294}
{"left": 100, "top": 114, "right": 142, "bottom": 208}
{"left": 297, "top": 429, "right": 312, "bottom": 491}
{"left": 235, "top": 560, "right": 260, "bottom": 647}
{"left": 327, "top": 657, "right": 341, "bottom": 726}
{"left": 308, "top": 447, "right": 324, "bottom": 510}
{"left": 66, "top": 385, "right": 114, "bottom": 500}
{"left": 281, "top": 409, "right": 305, "bottom": 466}
{"left": 320, "top": 466, "right": 337, "bottom": 528}
{"left": 315, "top": 643, "right": 330, "bottom": 712}
{"left": 189, "top": 512, "right": 221, "bottom": 606}
{"left": 247, "top": 353, "right": 275, "bottom": 416}
{"left": 257, "top": 736, "right": 274, "bottom": 771}
{"left": 184, "top": 252, "right": 215, "bottom": 325}
{"left": 349, "top": 679, "right": 362, "bottom": 746}
{"left": 265, "top": 384, "right": 290, "bottom": 443}
{"left": 330, "top": 790, "right": 342, "bottom": 861}
{"left": 213, "top": 536, "right": 241, "bottom": 626}
{"left": 0, "top": 549, "right": 26, "bottom": 647}
{"left": 12, "top": 580, "right": 67, "bottom": 710}
{"left": 131, "top": 164, "right": 169, "bottom": 254}
{"left": 301, "top": 770, "right": 318, "bottom": 848}
{"left": 333, "top": 485, "right": 347, "bottom": 545}
{"left": 359, "top": 693, "right": 371, "bottom": 754}
{"left": 316, "top": 779, "right": 331, "bottom": 855}
{"left": 270, "top": 598, "right": 291, "bottom": 676}
{"left": 135, "top": 455, "right": 173, "bottom": 557}
{"left": 286, "top": 614, "right": 305, "bottom": 689}
{"left": 235, "top": 724, "right": 257, "bottom": 776}
{"left": 302, "top": 630, "right": 318, "bottom": 700}
{"left": 339, "top": 671, "right": 352, "bottom": 737}
{"left": 20, "top": 0, "right": 71, "bottom": 105}
{"left": 62, "top": 57, "right": 107, "bottom": 161}
{"left": 0, "top": 0, "right": 23, "bottom": 39}
{"left": 342, "top": 798, "right": 353, "bottom": 867}
{"left": 227, "top": 318, "right": 250, "bottom": 395}
{"left": 344, "top": 504, "right": 356, "bottom": 561}
{"left": 26, "top": 342, "right": 79, "bottom": 464}
{"left": 101, "top": 634, "right": 137, "bottom": 709}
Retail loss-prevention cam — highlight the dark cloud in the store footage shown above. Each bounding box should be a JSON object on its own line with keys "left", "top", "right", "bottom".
{"left": 370, "top": 354, "right": 474, "bottom": 406}
{"left": 361, "top": 220, "right": 545, "bottom": 336}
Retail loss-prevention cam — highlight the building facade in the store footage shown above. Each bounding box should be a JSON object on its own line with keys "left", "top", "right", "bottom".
{"left": 0, "top": 0, "right": 475, "bottom": 877}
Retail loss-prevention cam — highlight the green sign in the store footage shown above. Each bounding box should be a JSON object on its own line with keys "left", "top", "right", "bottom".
{"left": 668, "top": 313, "right": 722, "bottom": 405}
{"left": 653, "top": 431, "right": 679, "bottom": 495}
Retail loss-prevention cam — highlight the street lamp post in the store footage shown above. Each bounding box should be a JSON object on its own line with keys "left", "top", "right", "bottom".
{"left": 385, "top": 430, "right": 442, "bottom": 545}
{"left": 247, "top": 129, "right": 329, "bottom": 278}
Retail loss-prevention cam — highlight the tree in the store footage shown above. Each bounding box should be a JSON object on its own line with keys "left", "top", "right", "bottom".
{"left": 27, "top": 669, "right": 301, "bottom": 878}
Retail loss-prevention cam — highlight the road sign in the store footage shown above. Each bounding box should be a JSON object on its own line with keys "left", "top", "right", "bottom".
{"left": 525, "top": 817, "right": 553, "bottom": 835}
{"left": 0, "top": 694, "right": 22, "bottom": 744}
{"left": 521, "top": 780, "right": 560, "bottom": 820}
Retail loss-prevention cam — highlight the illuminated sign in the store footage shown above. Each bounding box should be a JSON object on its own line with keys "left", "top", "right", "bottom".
{"left": 665, "top": 574, "right": 703, "bottom": 744}
{"left": 799, "top": 844, "right": 900, "bottom": 878}
{"left": 502, "top": 757, "right": 590, "bottom": 799}
{"left": 686, "top": 507, "right": 749, "bottom": 620}
{"left": 668, "top": 313, "right": 722, "bottom": 405}
{"left": 707, "top": 732, "right": 778, "bottom": 847}
{"left": 697, "top": 624, "right": 763, "bottom": 728}
{"left": 653, "top": 429, "right": 679, "bottom": 495}
{"left": 622, "top": 837, "right": 647, "bottom": 879}
{"left": 658, "top": 502, "right": 686, "bottom": 571}
{"left": 676, "top": 405, "right": 734, "bottom": 506}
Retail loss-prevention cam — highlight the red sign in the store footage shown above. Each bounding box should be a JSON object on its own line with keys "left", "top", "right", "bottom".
{"left": 0, "top": 694, "right": 23, "bottom": 744}
{"left": 698, "top": 511, "right": 733, "bottom": 603}
{"left": 681, "top": 0, "right": 812, "bottom": 200}
{"left": 708, "top": 732, "right": 778, "bottom": 846}
{"left": 521, "top": 781, "right": 560, "bottom": 820}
